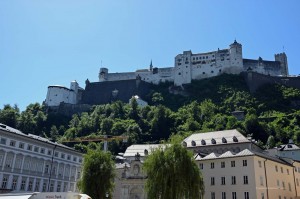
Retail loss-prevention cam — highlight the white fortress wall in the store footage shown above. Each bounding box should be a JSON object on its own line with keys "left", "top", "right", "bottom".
{"left": 45, "top": 86, "right": 77, "bottom": 106}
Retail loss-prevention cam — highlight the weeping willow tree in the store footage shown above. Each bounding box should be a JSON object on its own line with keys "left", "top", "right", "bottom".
{"left": 143, "top": 142, "right": 204, "bottom": 199}
{"left": 77, "top": 148, "right": 115, "bottom": 199}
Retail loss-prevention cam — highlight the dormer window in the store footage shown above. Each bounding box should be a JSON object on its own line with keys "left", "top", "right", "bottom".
{"left": 211, "top": 139, "right": 216, "bottom": 144}
{"left": 201, "top": 140, "right": 206, "bottom": 145}
{"left": 191, "top": 140, "right": 196, "bottom": 147}
{"left": 182, "top": 141, "right": 187, "bottom": 147}
{"left": 144, "top": 149, "right": 149, "bottom": 156}
{"left": 222, "top": 137, "right": 227, "bottom": 143}
{"left": 233, "top": 136, "right": 238, "bottom": 142}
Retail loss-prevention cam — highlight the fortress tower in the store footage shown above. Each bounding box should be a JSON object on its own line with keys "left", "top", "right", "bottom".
{"left": 229, "top": 40, "right": 243, "bottom": 73}
{"left": 275, "top": 53, "right": 288, "bottom": 76}
{"left": 99, "top": 67, "right": 108, "bottom": 82}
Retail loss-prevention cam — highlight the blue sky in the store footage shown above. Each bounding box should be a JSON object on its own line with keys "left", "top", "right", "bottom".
{"left": 1, "top": 0, "right": 300, "bottom": 111}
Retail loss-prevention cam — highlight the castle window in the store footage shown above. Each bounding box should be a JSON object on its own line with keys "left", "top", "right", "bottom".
{"left": 178, "top": 63, "right": 181, "bottom": 66}
{"left": 233, "top": 136, "right": 238, "bottom": 142}
{"left": 196, "top": 57, "right": 198, "bottom": 60}
{"left": 203, "top": 72, "right": 205, "bottom": 74}
{"left": 212, "top": 55, "right": 215, "bottom": 57}
{"left": 186, "top": 66, "right": 188, "bottom": 68}
{"left": 178, "top": 72, "right": 181, "bottom": 75}
{"left": 222, "top": 137, "right": 227, "bottom": 143}
{"left": 191, "top": 140, "right": 196, "bottom": 146}
{"left": 219, "top": 69, "right": 222, "bottom": 72}
{"left": 211, "top": 139, "right": 216, "bottom": 144}
{"left": 211, "top": 71, "right": 214, "bottom": 73}
{"left": 206, "top": 56, "right": 208, "bottom": 59}
{"left": 193, "top": 57, "right": 195, "bottom": 60}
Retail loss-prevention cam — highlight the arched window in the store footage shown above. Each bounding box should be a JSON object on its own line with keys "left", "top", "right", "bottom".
{"left": 222, "top": 137, "right": 227, "bottom": 143}
{"left": 144, "top": 149, "right": 148, "bottom": 156}
{"left": 191, "top": 140, "right": 196, "bottom": 147}
{"left": 182, "top": 141, "right": 187, "bottom": 147}
{"left": 211, "top": 139, "right": 216, "bottom": 144}
{"left": 201, "top": 139, "right": 206, "bottom": 145}
{"left": 233, "top": 136, "right": 238, "bottom": 142}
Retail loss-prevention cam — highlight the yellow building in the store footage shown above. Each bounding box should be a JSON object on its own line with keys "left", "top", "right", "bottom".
{"left": 113, "top": 129, "right": 300, "bottom": 199}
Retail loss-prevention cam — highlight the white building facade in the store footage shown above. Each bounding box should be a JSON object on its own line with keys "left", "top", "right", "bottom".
{"left": 0, "top": 123, "right": 83, "bottom": 193}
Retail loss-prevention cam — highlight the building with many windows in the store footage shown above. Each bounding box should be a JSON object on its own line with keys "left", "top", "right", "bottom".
{"left": 0, "top": 123, "right": 83, "bottom": 193}
{"left": 113, "top": 129, "right": 300, "bottom": 199}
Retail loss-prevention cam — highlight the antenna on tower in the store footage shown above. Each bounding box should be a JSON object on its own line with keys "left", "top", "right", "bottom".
{"left": 283, "top": 46, "right": 285, "bottom": 53}
{"left": 101, "top": 60, "right": 103, "bottom": 67}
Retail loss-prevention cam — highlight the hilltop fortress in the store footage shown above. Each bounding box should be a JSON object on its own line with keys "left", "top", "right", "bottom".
{"left": 45, "top": 40, "right": 291, "bottom": 109}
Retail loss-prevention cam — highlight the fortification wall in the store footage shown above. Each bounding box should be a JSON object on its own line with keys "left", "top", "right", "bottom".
{"left": 243, "top": 71, "right": 300, "bottom": 93}
{"left": 243, "top": 59, "right": 282, "bottom": 76}
{"left": 106, "top": 72, "right": 136, "bottom": 81}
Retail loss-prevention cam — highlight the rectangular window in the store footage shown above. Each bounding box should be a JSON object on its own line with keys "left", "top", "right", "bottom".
{"left": 231, "top": 161, "right": 235, "bottom": 167}
{"left": 1, "top": 177, "right": 8, "bottom": 189}
{"left": 40, "top": 148, "right": 45, "bottom": 154}
{"left": 261, "top": 193, "right": 265, "bottom": 199}
{"left": 221, "top": 177, "right": 226, "bottom": 185}
{"left": 199, "top": 163, "right": 203, "bottom": 170}
{"left": 48, "top": 150, "right": 52, "bottom": 156}
{"left": 21, "top": 179, "right": 26, "bottom": 190}
{"left": 243, "top": 160, "right": 247, "bottom": 166}
{"left": 232, "top": 176, "right": 236, "bottom": 185}
{"left": 244, "top": 176, "right": 248, "bottom": 184}
{"left": 244, "top": 192, "right": 249, "bottom": 199}
{"left": 222, "top": 192, "right": 226, "bottom": 199}
{"left": 12, "top": 178, "right": 18, "bottom": 190}
{"left": 211, "top": 162, "right": 214, "bottom": 169}
{"left": 211, "top": 192, "right": 215, "bottom": 199}
{"left": 281, "top": 167, "right": 283, "bottom": 173}
{"left": 260, "top": 176, "right": 264, "bottom": 186}
{"left": 9, "top": 140, "right": 16, "bottom": 147}
{"left": 0, "top": 138, "right": 7, "bottom": 145}
{"left": 282, "top": 181, "right": 285, "bottom": 190}
{"left": 19, "top": 142, "right": 24, "bottom": 149}
{"left": 297, "top": 178, "right": 299, "bottom": 186}
{"left": 45, "top": 165, "right": 49, "bottom": 174}
{"left": 287, "top": 169, "right": 289, "bottom": 175}
{"left": 211, "top": 177, "right": 215, "bottom": 186}
{"left": 27, "top": 180, "right": 33, "bottom": 191}
{"left": 42, "top": 182, "right": 47, "bottom": 192}
{"left": 73, "top": 157, "right": 77, "bottom": 162}
{"left": 57, "top": 183, "right": 61, "bottom": 192}
{"left": 258, "top": 161, "right": 262, "bottom": 168}
{"left": 55, "top": 152, "right": 59, "bottom": 157}
{"left": 221, "top": 161, "right": 225, "bottom": 168}
{"left": 277, "top": 180, "right": 280, "bottom": 187}
{"left": 232, "top": 192, "right": 237, "bottom": 199}
{"left": 34, "top": 146, "right": 39, "bottom": 152}
{"left": 35, "top": 179, "right": 40, "bottom": 192}
{"left": 27, "top": 145, "right": 32, "bottom": 151}
{"left": 275, "top": 165, "right": 278, "bottom": 172}
{"left": 61, "top": 153, "right": 65, "bottom": 159}
{"left": 67, "top": 155, "right": 71, "bottom": 160}
{"left": 288, "top": 182, "right": 291, "bottom": 191}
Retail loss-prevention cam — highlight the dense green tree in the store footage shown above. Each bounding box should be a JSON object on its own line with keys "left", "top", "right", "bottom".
{"left": 78, "top": 149, "right": 115, "bottom": 199}
{"left": 143, "top": 143, "right": 204, "bottom": 199}
{"left": 0, "top": 104, "right": 20, "bottom": 128}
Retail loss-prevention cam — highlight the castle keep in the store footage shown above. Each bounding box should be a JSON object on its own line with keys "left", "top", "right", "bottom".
{"left": 45, "top": 40, "right": 289, "bottom": 107}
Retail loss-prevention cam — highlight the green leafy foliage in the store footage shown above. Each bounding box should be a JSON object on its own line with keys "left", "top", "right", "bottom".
{"left": 77, "top": 149, "right": 115, "bottom": 199}
{"left": 143, "top": 142, "right": 204, "bottom": 199}
{"left": 1, "top": 74, "right": 300, "bottom": 152}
